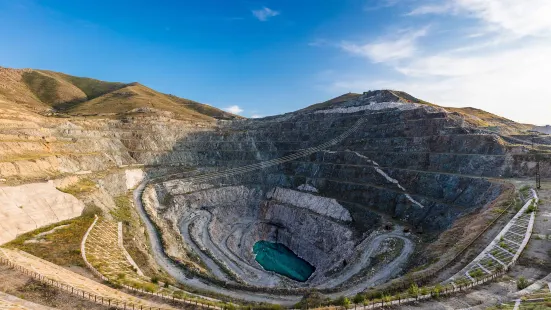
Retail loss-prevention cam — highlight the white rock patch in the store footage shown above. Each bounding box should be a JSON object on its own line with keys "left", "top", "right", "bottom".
{"left": 125, "top": 169, "right": 145, "bottom": 190}
{"left": 297, "top": 184, "right": 319, "bottom": 193}
{"left": 0, "top": 182, "right": 85, "bottom": 244}
{"left": 314, "top": 102, "right": 419, "bottom": 115}
{"left": 267, "top": 187, "right": 352, "bottom": 221}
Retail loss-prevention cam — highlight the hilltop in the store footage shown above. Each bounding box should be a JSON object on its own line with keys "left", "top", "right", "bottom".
{"left": 306, "top": 90, "right": 534, "bottom": 135}
{"left": 0, "top": 67, "right": 240, "bottom": 121}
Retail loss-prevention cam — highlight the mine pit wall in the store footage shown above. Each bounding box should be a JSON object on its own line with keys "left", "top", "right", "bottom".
{"left": 143, "top": 105, "right": 527, "bottom": 285}
{"left": 0, "top": 109, "right": 218, "bottom": 182}
{"left": 153, "top": 163, "right": 505, "bottom": 262}
{"left": 155, "top": 182, "right": 361, "bottom": 280}
{"left": 260, "top": 202, "right": 356, "bottom": 273}
{"left": 157, "top": 158, "right": 504, "bottom": 236}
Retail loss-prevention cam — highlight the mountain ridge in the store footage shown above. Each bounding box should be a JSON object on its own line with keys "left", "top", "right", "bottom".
{"left": 0, "top": 66, "right": 543, "bottom": 134}
{"left": 0, "top": 67, "right": 241, "bottom": 121}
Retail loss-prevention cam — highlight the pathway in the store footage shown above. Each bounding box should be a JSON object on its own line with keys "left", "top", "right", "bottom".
{"left": 447, "top": 189, "right": 538, "bottom": 284}
{"left": 0, "top": 248, "right": 176, "bottom": 310}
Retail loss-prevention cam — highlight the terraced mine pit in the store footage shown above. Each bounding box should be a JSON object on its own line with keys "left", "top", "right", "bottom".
{"left": 1, "top": 67, "right": 550, "bottom": 308}
{"left": 141, "top": 90, "right": 540, "bottom": 296}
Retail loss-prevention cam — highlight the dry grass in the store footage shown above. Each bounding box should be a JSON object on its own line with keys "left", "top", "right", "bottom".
{"left": 21, "top": 71, "right": 60, "bottom": 105}
{"left": 447, "top": 107, "right": 532, "bottom": 134}
{"left": 1, "top": 67, "right": 240, "bottom": 121}
{"left": 0, "top": 264, "right": 112, "bottom": 310}
{"left": 56, "top": 178, "right": 97, "bottom": 196}
{"left": 3, "top": 215, "right": 95, "bottom": 267}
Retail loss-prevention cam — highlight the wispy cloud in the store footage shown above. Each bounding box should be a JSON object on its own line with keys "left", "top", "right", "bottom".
{"left": 406, "top": 3, "right": 454, "bottom": 16}
{"left": 407, "top": 0, "right": 551, "bottom": 38}
{"left": 330, "top": 0, "right": 551, "bottom": 125}
{"left": 224, "top": 105, "right": 244, "bottom": 114}
{"left": 251, "top": 114, "right": 263, "bottom": 118}
{"left": 364, "top": 0, "right": 400, "bottom": 11}
{"left": 340, "top": 27, "right": 429, "bottom": 63}
{"left": 252, "top": 7, "right": 280, "bottom": 21}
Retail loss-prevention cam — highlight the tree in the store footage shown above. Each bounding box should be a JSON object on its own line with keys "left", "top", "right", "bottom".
{"left": 334, "top": 296, "right": 350, "bottom": 308}
{"left": 352, "top": 293, "right": 365, "bottom": 304}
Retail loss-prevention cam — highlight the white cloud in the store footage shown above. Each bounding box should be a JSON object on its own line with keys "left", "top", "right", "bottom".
{"left": 340, "top": 27, "right": 429, "bottom": 63}
{"left": 251, "top": 114, "right": 263, "bottom": 118}
{"left": 407, "top": 3, "right": 453, "bottom": 16}
{"left": 252, "top": 7, "right": 280, "bottom": 21}
{"left": 224, "top": 105, "right": 244, "bottom": 114}
{"left": 409, "top": 0, "right": 551, "bottom": 38}
{"left": 330, "top": 1, "right": 551, "bottom": 125}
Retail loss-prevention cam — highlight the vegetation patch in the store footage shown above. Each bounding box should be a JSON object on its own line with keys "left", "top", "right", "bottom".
{"left": 22, "top": 71, "right": 59, "bottom": 105}
{"left": 55, "top": 72, "right": 127, "bottom": 100}
{"left": 3, "top": 214, "right": 95, "bottom": 267}
{"left": 56, "top": 178, "right": 97, "bottom": 196}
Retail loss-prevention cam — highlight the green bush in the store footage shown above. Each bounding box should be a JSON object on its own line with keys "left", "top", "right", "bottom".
{"left": 517, "top": 276, "right": 529, "bottom": 290}
{"left": 469, "top": 269, "right": 485, "bottom": 278}
{"left": 408, "top": 283, "right": 419, "bottom": 297}
{"left": 352, "top": 293, "right": 365, "bottom": 304}
{"left": 433, "top": 284, "right": 442, "bottom": 298}
{"left": 527, "top": 201, "right": 538, "bottom": 213}
{"left": 334, "top": 296, "right": 350, "bottom": 308}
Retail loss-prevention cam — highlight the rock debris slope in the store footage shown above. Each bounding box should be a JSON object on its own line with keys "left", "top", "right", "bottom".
{"left": 144, "top": 90, "right": 550, "bottom": 293}
{"left": 0, "top": 68, "right": 549, "bottom": 300}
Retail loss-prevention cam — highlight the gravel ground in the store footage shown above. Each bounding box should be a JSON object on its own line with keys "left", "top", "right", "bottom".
{"left": 0, "top": 264, "right": 112, "bottom": 310}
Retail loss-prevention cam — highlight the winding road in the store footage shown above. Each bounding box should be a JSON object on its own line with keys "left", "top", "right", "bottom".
{"left": 133, "top": 181, "right": 302, "bottom": 305}
{"left": 133, "top": 180, "right": 414, "bottom": 304}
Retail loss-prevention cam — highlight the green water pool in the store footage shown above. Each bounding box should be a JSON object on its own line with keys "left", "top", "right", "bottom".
{"left": 253, "top": 241, "right": 315, "bottom": 282}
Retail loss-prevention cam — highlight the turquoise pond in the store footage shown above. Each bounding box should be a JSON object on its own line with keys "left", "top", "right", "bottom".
{"left": 253, "top": 241, "right": 315, "bottom": 282}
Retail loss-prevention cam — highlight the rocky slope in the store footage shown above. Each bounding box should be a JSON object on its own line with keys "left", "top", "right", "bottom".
{"left": 0, "top": 68, "right": 549, "bottom": 300}
{"left": 142, "top": 90, "right": 550, "bottom": 293}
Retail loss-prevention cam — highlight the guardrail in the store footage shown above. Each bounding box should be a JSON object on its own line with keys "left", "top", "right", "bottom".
{"left": 347, "top": 271, "right": 506, "bottom": 310}
{"left": 81, "top": 215, "right": 223, "bottom": 309}
{"left": 339, "top": 189, "right": 539, "bottom": 310}
{"left": 0, "top": 254, "right": 172, "bottom": 310}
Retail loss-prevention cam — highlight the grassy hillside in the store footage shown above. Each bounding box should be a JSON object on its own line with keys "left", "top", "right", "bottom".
{"left": 0, "top": 67, "right": 240, "bottom": 121}
{"left": 448, "top": 107, "right": 532, "bottom": 134}
{"left": 68, "top": 83, "right": 241, "bottom": 121}
{"left": 167, "top": 95, "right": 239, "bottom": 120}
{"left": 21, "top": 71, "right": 60, "bottom": 105}
{"left": 44, "top": 71, "right": 127, "bottom": 100}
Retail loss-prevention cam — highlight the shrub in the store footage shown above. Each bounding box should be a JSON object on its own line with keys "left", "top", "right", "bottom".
{"left": 469, "top": 269, "right": 485, "bottom": 278}
{"left": 334, "top": 296, "right": 350, "bottom": 308}
{"left": 527, "top": 201, "right": 538, "bottom": 213}
{"left": 408, "top": 283, "right": 419, "bottom": 297}
{"left": 433, "top": 284, "right": 442, "bottom": 298}
{"left": 517, "top": 276, "right": 529, "bottom": 290}
{"left": 352, "top": 293, "right": 365, "bottom": 304}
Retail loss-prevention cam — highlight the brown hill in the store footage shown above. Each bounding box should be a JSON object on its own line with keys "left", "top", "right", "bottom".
{"left": 303, "top": 90, "right": 533, "bottom": 134}
{"left": 0, "top": 67, "right": 240, "bottom": 121}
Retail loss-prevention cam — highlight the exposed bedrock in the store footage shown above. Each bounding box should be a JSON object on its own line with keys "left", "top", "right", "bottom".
{"left": 144, "top": 96, "right": 545, "bottom": 291}
{"left": 153, "top": 183, "right": 381, "bottom": 288}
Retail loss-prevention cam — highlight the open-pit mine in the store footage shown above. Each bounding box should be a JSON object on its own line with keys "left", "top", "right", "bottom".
{"left": 0, "top": 67, "right": 550, "bottom": 309}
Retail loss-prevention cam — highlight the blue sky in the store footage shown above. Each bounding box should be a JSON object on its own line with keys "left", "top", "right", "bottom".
{"left": 1, "top": 0, "right": 550, "bottom": 124}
